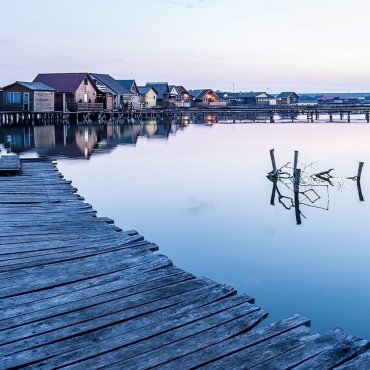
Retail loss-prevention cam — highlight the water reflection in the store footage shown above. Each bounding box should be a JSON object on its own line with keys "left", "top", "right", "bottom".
{"left": 0, "top": 120, "right": 193, "bottom": 159}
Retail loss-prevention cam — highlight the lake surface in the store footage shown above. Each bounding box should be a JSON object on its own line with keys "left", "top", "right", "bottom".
{"left": 2, "top": 118, "right": 370, "bottom": 339}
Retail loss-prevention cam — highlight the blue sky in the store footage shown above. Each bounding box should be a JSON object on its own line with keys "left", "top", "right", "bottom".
{"left": 1, "top": 0, "right": 370, "bottom": 92}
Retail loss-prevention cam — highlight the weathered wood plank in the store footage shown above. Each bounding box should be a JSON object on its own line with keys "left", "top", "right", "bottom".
{"left": 90, "top": 305, "right": 266, "bottom": 370}
{"left": 0, "top": 284, "right": 236, "bottom": 367}
{"left": 0, "top": 278, "right": 217, "bottom": 353}
{"left": 334, "top": 350, "right": 370, "bottom": 369}
{"left": 0, "top": 255, "right": 173, "bottom": 310}
{"left": 154, "top": 314, "right": 312, "bottom": 369}
{"left": 292, "top": 335, "right": 370, "bottom": 369}
{"left": 0, "top": 270, "right": 194, "bottom": 331}
{"left": 0, "top": 250, "right": 167, "bottom": 298}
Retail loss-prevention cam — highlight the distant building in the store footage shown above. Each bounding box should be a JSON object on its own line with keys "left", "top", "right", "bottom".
{"left": 145, "top": 82, "right": 171, "bottom": 107}
{"left": 223, "top": 92, "right": 272, "bottom": 106}
{"left": 34, "top": 73, "right": 101, "bottom": 112}
{"left": 89, "top": 73, "right": 133, "bottom": 110}
{"left": 138, "top": 86, "right": 157, "bottom": 107}
{"left": 2, "top": 81, "right": 55, "bottom": 112}
{"left": 116, "top": 80, "right": 140, "bottom": 108}
{"left": 169, "top": 85, "right": 192, "bottom": 107}
{"left": 116, "top": 80, "right": 139, "bottom": 95}
{"left": 317, "top": 96, "right": 342, "bottom": 105}
{"left": 189, "top": 89, "right": 219, "bottom": 106}
{"left": 276, "top": 92, "right": 299, "bottom": 105}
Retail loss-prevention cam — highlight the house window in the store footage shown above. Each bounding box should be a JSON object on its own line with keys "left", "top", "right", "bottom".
{"left": 6, "top": 92, "right": 21, "bottom": 104}
{"left": 84, "top": 77, "right": 88, "bottom": 85}
{"left": 23, "top": 93, "right": 30, "bottom": 104}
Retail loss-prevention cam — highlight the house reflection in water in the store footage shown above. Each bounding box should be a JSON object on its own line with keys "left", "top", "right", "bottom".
{"left": 75, "top": 127, "right": 98, "bottom": 158}
{"left": 0, "top": 120, "right": 186, "bottom": 159}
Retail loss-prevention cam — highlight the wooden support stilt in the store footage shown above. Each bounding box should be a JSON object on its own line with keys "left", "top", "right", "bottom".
{"left": 269, "top": 149, "right": 277, "bottom": 175}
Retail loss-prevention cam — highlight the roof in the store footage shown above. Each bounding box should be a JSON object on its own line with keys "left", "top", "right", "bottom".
{"left": 116, "top": 80, "right": 136, "bottom": 92}
{"left": 227, "top": 92, "right": 271, "bottom": 99}
{"left": 146, "top": 82, "right": 169, "bottom": 99}
{"left": 277, "top": 92, "right": 299, "bottom": 99}
{"left": 175, "top": 86, "right": 189, "bottom": 95}
{"left": 189, "top": 89, "right": 214, "bottom": 100}
{"left": 138, "top": 86, "right": 158, "bottom": 95}
{"left": 90, "top": 74, "right": 132, "bottom": 95}
{"left": 2, "top": 81, "right": 55, "bottom": 91}
{"left": 33, "top": 73, "right": 90, "bottom": 93}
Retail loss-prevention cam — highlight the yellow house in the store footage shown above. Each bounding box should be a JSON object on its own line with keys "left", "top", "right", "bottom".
{"left": 138, "top": 86, "right": 157, "bottom": 108}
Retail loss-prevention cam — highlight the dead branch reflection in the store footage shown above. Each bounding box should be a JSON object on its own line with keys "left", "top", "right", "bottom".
{"left": 267, "top": 149, "right": 364, "bottom": 225}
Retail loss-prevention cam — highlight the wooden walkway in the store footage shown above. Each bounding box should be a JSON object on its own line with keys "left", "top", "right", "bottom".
{"left": 0, "top": 158, "right": 369, "bottom": 369}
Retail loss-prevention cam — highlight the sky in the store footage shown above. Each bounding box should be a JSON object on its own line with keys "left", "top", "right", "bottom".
{"left": 1, "top": 0, "right": 370, "bottom": 92}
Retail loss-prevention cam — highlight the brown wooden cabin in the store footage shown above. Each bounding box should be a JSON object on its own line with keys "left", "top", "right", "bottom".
{"left": 33, "top": 73, "right": 102, "bottom": 112}
{"left": 1, "top": 81, "right": 55, "bottom": 112}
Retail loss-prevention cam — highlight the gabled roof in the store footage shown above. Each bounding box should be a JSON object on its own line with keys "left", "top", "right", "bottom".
{"left": 189, "top": 89, "right": 215, "bottom": 100}
{"left": 90, "top": 74, "right": 132, "bottom": 95}
{"left": 138, "top": 86, "right": 158, "bottom": 95}
{"left": 116, "top": 79, "right": 137, "bottom": 92}
{"left": 2, "top": 81, "right": 55, "bottom": 91}
{"left": 33, "top": 73, "right": 90, "bottom": 93}
{"left": 175, "top": 85, "right": 189, "bottom": 95}
{"left": 277, "top": 92, "right": 299, "bottom": 99}
{"left": 146, "top": 82, "right": 170, "bottom": 99}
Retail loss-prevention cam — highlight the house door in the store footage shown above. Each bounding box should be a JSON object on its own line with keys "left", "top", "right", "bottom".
{"left": 23, "top": 93, "right": 30, "bottom": 111}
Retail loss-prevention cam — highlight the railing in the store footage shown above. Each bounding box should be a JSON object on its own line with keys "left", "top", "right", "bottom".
{"left": 67, "top": 103, "right": 104, "bottom": 112}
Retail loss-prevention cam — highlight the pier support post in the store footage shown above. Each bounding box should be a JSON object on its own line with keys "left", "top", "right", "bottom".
{"left": 269, "top": 113, "right": 274, "bottom": 123}
{"left": 347, "top": 112, "right": 351, "bottom": 123}
{"left": 366, "top": 112, "right": 370, "bottom": 123}
{"left": 310, "top": 112, "right": 314, "bottom": 122}
{"left": 340, "top": 112, "right": 343, "bottom": 120}
{"left": 329, "top": 113, "right": 333, "bottom": 122}
{"left": 294, "top": 168, "right": 302, "bottom": 225}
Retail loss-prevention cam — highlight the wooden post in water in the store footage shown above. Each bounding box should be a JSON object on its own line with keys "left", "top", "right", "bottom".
{"left": 294, "top": 168, "right": 302, "bottom": 225}
{"left": 357, "top": 161, "right": 364, "bottom": 182}
{"left": 269, "top": 149, "right": 277, "bottom": 175}
{"left": 329, "top": 113, "right": 333, "bottom": 122}
{"left": 293, "top": 150, "right": 298, "bottom": 181}
{"left": 270, "top": 113, "right": 274, "bottom": 123}
{"left": 347, "top": 112, "right": 351, "bottom": 123}
{"left": 340, "top": 112, "right": 343, "bottom": 120}
{"left": 366, "top": 112, "right": 369, "bottom": 123}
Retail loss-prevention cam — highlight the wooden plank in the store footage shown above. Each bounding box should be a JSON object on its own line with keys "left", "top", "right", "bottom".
{"left": 195, "top": 325, "right": 319, "bottom": 370}
{"left": 155, "top": 314, "right": 312, "bottom": 369}
{"left": 335, "top": 350, "right": 370, "bottom": 369}
{"left": 0, "top": 155, "right": 20, "bottom": 174}
{"left": 1, "top": 278, "right": 217, "bottom": 352}
{"left": 1, "top": 283, "right": 236, "bottom": 367}
{"left": 292, "top": 335, "right": 370, "bottom": 369}
{"left": 250, "top": 327, "right": 349, "bottom": 369}
{"left": 0, "top": 266, "right": 189, "bottom": 323}
{"left": 87, "top": 304, "right": 266, "bottom": 370}
{"left": 0, "top": 249, "right": 166, "bottom": 298}
{"left": 0, "top": 255, "right": 173, "bottom": 309}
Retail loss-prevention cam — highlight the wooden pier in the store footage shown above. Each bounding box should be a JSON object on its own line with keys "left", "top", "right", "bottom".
{"left": 2, "top": 104, "right": 370, "bottom": 126}
{"left": 0, "top": 157, "right": 370, "bottom": 369}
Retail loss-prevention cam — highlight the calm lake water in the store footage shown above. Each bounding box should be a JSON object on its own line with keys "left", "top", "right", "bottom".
{"left": 2, "top": 117, "right": 370, "bottom": 339}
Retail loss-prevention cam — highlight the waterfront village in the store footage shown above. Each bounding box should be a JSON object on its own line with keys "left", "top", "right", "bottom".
{"left": 0, "top": 72, "right": 369, "bottom": 114}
